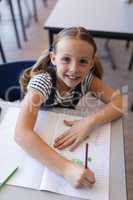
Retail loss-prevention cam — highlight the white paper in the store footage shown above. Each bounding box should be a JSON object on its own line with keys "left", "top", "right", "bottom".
{"left": 0, "top": 108, "right": 45, "bottom": 189}
{"left": 0, "top": 107, "right": 110, "bottom": 200}
{"left": 40, "top": 113, "right": 110, "bottom": 200}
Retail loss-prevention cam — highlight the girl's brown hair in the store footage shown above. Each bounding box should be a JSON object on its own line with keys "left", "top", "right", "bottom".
{"left": 19, "top": 27, "right": 103, "bottom": 93}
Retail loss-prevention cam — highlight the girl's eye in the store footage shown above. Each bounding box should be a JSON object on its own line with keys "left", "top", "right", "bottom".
{"left": 79, "top": 59, "right": 89, "bottom": 65}
{"left": 61, "top": 57, "right": 71, "bottom": 63}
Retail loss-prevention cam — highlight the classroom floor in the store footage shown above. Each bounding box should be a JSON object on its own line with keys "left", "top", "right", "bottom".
{"left": 0, "top": 0, "right": 133, "bottom": 199}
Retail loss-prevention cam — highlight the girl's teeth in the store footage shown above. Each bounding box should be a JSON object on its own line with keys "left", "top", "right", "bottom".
{"left": 69, "top": 76, "right": 76, "bottom": 80}
{"left": 67, "top": 75, "right": 79, "bottom": 80}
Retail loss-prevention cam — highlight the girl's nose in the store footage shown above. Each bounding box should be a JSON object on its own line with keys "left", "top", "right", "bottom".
{"left": 69, "top": 61, "right": 78, "bottom": 73}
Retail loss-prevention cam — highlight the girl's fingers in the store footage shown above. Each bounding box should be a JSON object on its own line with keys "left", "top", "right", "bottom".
{"left": 56, "top": 138, "right": 76, "bottom": 150}
{"left": 54, "top": 133, "right": 74, "bottom": 148}
{"left": 85, "top": 171, "right": 96, "bottom": 184}
{"left": 69, "top": 138, "right": 81, "bottom": 151}
{"left": 85, "top": 175, "right": 95, "bottom": 185}
{"left": 81, "top": 178, "right": 93, "bottom": 188}
{"left": 75, "top": 176, "right": 93, "bottom": 188}
{"left": 54, "top": 131, "right": 69, "bottom": 143}
{"left": 64, "top": 120, "right": 79, "bottom": 126}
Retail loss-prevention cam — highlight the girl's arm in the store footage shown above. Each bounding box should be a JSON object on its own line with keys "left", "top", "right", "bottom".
{"left": 15, "top": 90, "right": 95, "bottom": 188}
{"left": 87, "top": 76, "right": 125, "bottom": 126}
{"left": 15, "top": 90, "right": 68, "bottom": 174}
{"left": 54, "top": 77, "right": 125, "bottom": 150}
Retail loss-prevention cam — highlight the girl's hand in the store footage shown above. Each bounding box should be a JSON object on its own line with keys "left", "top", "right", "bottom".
{"left": 53, "top": 117, "right": 93, "bottom": 151}
{"left": 64, "top": 161, "right": 95, "bottom": 188}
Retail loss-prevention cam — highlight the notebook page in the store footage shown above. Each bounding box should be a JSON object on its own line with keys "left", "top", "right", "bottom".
{"left": 40, "top": 113, "right": 110, "bottom": 200}
{"left": 0, "top": 107, "right": 48, "bottom": 189}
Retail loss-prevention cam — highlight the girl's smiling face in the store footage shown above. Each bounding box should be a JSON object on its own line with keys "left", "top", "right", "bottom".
{"left": 50, "top": 38, "right": 94, "bottom": 92}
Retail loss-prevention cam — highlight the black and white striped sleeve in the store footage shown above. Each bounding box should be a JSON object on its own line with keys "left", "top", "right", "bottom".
{"left": 27, "top": 72, "right": 52, "bottom": 98}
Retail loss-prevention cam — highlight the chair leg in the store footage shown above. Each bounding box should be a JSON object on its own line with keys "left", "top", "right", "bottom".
{"left": 8, "top": 0, "right": 21, "bottom": 48}
{"left": 32, "top": 0, "right": 38, "bottom": 22}
{"left": 23, "top": 0, "right": 32, "bottom": 28}
{"left": 42, "top": 0, "right": 48, "bottom": 7}
{"left": 17, "top": 0, "right": 28, "bottom": 42}
{"left": 0, "top": 41, "right": 6, "bottom": 63}
{"left": 0, "top": 11, "right": 2, "bottom": 21}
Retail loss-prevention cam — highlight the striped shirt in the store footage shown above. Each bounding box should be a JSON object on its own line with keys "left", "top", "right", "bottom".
{"left": 27, "top": 69, "right": 94, "bottom": 108}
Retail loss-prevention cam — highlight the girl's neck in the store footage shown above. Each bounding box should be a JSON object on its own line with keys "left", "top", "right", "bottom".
{"left": 56, "top": 78, "right": 71, "bottom": 97}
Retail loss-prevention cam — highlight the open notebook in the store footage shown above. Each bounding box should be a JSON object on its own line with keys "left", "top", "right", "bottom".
{"left": 0, "top": 107, "right": 110, "bottom": 200}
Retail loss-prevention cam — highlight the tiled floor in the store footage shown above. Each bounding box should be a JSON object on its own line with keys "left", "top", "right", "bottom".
{"left": 0, "top": 0, "right": 133, "bottom": 199}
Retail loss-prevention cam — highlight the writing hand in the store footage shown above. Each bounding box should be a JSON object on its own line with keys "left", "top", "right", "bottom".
{"left": 64, "top": 161, "right": 96, "bottom": 188}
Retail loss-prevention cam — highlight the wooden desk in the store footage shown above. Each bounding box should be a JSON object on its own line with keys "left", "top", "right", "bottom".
{"left": 0, "top": 101, "right": 127, "bottom": 200}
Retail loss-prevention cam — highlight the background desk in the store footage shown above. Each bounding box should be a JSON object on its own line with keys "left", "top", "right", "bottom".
{"left": 0, "top": 101, "right": 127, "bottom": 200}
{"left": 44, "top": 0, "right": 133, "bottom": 45}
{"left": 44, "top": 0, "right": 133, "bottom": 72}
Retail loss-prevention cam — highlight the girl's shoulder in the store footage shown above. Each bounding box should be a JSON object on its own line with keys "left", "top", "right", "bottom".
{"left": 31, "top": 71, "right": 52, "bottom": 81}
{"left": 27, "top": 71, "right": 53, "bottom": 98}
{"left": 32, "top": 67, "right": 56, "bottom": 81}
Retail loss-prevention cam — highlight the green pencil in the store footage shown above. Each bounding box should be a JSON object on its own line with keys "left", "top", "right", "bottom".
{"left": 0, "top": 167, "right": 19, "bottom": 190}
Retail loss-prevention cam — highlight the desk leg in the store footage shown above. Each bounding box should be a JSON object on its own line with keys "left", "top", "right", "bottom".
{"left": 48, "top": 30, "right": 54, "bottom": 46}
{"left": 126, "top": 40, "right": 130, "bottom": 48}
{"left": 129, "top": 52, "right": 133, "bottom": 111}
{"left": 17, "top": 0, "right": 27, "bottom": 42}
{"left": 128, "top": 52, "right": 133, "bottom": 71}
{"left": 105, "top": 40, "right": 117, "bottom": 70}
{"left": 0, "top": 41, "right": 6, "bottom": 63}
{"left": 131, "top": 103, "right": 133, "bottom": 112}
{"left": 8, "top": 0, "right": 21, "bottom": 48}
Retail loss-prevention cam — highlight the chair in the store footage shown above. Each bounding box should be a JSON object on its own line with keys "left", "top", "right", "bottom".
{"left": 0, "top": 40, "right": 6, "bottom": 63}
{"left": 0, "top": 60, "right": 36, "bottom": 101}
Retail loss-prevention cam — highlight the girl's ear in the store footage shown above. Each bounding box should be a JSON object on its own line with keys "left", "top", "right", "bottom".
{"left": 50, "top": 52, "right": 56, "bottom": 66}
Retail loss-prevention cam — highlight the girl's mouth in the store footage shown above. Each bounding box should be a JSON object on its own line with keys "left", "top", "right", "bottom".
{"left": 65, "top": 74, "right": 80, "bottom": 81}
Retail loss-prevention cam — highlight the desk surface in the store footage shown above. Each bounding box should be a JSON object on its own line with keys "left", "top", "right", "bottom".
{"left": 0, "top": 101, "right": 127, "bottom": 200}
{"left": 44, "top": 0, "right": 133, "bottom": 40}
